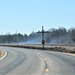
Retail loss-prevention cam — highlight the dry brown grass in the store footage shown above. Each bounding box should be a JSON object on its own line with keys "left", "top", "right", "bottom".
{"left": 1, "top": 44, "right": 75, "bottom": 54}
{"left": 0, "top": 50, "right": 5, "bottom": 58}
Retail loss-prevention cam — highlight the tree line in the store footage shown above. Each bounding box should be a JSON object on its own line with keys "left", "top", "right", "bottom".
{"left": 0, "top": 27, "right": 75, "bottom": 44}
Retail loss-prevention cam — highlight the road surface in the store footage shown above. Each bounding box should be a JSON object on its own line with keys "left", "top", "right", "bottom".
{"left": 0, "top": 46, "right": 75, "bottom": 75}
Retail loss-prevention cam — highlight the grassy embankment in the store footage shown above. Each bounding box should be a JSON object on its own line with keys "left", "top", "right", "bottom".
{"left": 1, "top": 44, "right": 75, "bottom": 54}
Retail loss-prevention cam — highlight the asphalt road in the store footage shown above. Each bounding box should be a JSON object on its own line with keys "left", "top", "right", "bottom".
{"left": 0, "top": 46, "right": 75, "bottom": 75}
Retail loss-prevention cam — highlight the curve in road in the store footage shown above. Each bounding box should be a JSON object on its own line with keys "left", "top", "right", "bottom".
{"left": 0, "top": 46, "right": 75, "bottom": 75}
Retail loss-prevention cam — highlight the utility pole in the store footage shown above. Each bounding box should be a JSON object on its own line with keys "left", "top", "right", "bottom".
{"left": 42, "top": 26, "right": 44, "bottom": 50}
{"left": 37, "top": 26, "right": 49, "bottom": 50}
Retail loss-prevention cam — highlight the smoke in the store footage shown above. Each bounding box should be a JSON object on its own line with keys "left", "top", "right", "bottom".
{"left": 48, "top": 34, "right": 73, "bottom": 44}
{"left": 17, "top": 34, "right": 42, "bottom": 45}
{"left": 5, "top": 27, "right": 75, "bottom": 45}
{"left": 17, "top": 33, "right": 74, "bottom": 45}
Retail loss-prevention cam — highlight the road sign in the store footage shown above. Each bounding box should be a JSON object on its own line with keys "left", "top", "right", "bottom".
{"left": 42, "top": 40, "right": 45, "bottom": 44}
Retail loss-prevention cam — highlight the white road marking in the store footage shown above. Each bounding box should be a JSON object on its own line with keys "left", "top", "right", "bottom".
{"left": 0, "top": 50, "right": 7, "bottom": 60}
{"left": 64, "top": 53, "right": 75, "bottom": 56}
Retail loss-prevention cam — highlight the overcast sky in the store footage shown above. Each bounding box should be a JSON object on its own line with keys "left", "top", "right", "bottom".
{"left": 0, "top": 0, "right": 75, "bottom": 35}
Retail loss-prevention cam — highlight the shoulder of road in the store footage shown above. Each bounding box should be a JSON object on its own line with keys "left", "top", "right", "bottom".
{"left": 0, "top": 50, "right": 7, "bottom": 60}
{"left": 0, "top": 44, "right": 75, "bottom": 57}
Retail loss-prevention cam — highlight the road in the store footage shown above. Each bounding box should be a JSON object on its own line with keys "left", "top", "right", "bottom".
{"left": 0, "top": 46, "right": 75, "bottom": 75}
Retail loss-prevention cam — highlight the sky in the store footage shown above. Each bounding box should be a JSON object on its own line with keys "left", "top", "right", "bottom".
{"left": 0, "top": 0, "right": 75, "bottom": 35}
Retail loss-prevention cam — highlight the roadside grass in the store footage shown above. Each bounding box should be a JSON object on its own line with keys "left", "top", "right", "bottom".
{"left": 0, "top": 50, "right": 5, "bottom": 58}
{"left": 0, "top": 44, "right": 75, "bottom": 54}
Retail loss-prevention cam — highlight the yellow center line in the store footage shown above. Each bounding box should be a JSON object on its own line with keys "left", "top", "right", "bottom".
{"left": 44, "top": 58, "right": 46, "bottom": 60}
{"left": 46, "top": 61, "right": 49, "bottom": 64}
{"left": 45, "top": 68, "right": 49, "bottom": 72}
{"left": 41, "top": 55, "right": 42, "bottom": 56}
{"left": 36, "top": 52, "right": 49, "bottom": 73}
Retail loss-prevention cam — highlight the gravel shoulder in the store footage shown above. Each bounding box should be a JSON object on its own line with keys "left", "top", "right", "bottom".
{"left": 0, "top": 50, "right": 5, "bottom": 58}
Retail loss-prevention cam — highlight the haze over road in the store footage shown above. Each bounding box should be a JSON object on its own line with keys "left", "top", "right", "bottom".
{"left": 0, "top": 46, "right": 75, "bottom": 75}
